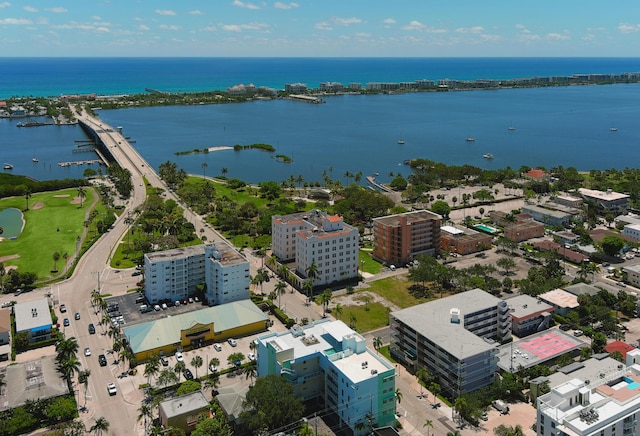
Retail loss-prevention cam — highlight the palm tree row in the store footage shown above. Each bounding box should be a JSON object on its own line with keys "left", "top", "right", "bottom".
{"left": 55, "top": 336, "right": 80, "bottom": 394}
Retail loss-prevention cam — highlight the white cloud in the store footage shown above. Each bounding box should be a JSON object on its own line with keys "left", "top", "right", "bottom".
{"left": 582, "top": 34, "right": 596, "bottom": 41}
{"left": 232, "top": 0, "right": 260, "bottom": 10}
{"left": 402, "top": 20, "right": 446, "bottom": 33}
{"left": 159, "top": 24, "right": 180, "bottom": 30}
{"left": 0, "top": 17, "right": 32, "bottom": 25}
{"left": 95, "top": 27, "right": 110, "bottom": 33}
{"left": 24, "top": 6, "right": 37, "bottom": 12}
{"left": 618, "top": 23, "right": 640, "bottom": 34}
{"left": 201, "top": 26, "right": 217, "bottom": 32}
{"left": 315, "top": 21, "right": 332, "bottom": 31}
{"left": 334, "top": 17, "right": 361, "bottom": 26}
{"left": 0, "top": 2, "right": 11, "bottom": 8}
{"left": 222, "top": 24, "right": 242, "bottom": 32}
{"left": 355, "top": 32, "right": 371, "bottom": 38}
{"left": 515, "top": 24, "right": 526, "bottom": 30}
{"left": 274, "top": 2, "right": 299, "bottom": 9}
{"left": 91, "top": 15, "right": 101, "bottom": 20}
{"left": 456, "top": 26, "right": 484, "bottom": 34}
{"left": 546, "top": 32, "right": 570, "bottom": 40}
{"left": 45, "top": 7, "right": 68, "bottom": 13}
{"left": 383, "top": 18, "right": 396, "bottom": 24}
{"left": 155, "top": 9, "right": 176, "bottom": 16}
{"left": 188, "top": 10, "right": 204, "bottom": 15}
{"left": 221, "top": 22, "right": 268, "bottom": 32}
{"left": 138, "top": 24, "right": 149, "bottom": 31}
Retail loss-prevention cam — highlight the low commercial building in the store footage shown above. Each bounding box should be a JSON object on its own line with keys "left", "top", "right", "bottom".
{"left": 553, "top": 194, "right": 583, "bottom": 209}
{"left": 144, "top": 243, "right": 249, "bottom": 306}
{"left": 538, "top": 289, "right": 579, "bottom": 316}
{"left": 578, "top": 188, "right": 629, "bottom": 213}
{"left": 0, "top": 355, "right": 68, "bottom": 411}
{"left": 506, "top": 295, "right": 554, "bottom": 338}
{"left": 522, "top": 204, "right": 571, "bottom": 227}
{"left": 440, "top": 225, "right": 493, "bottom": 255}
{"left": 0, "top": 309, "right": 10, "bottom": 361}
{"left": 390, "top": 289, "right": 510, "bottom": 397}
{"left": 503, "top": 220, "right": 545, "bottom": 242}
{"left": 623, "top": 264, "right": 640, "bottom": 287}
{"left": 159, "top": 391, "right": 209, "bottom": 435}
{"left": 14, "top": 298, "right": 52, "bottom": 344}
{"left": 123, "top": 300, "right": 269, "bottom": 361}
{"left": 372, "top": 210, "right": 441, "bottom": 266}
{"left": 623, "top": 223, "right": 640, "bottom": 241}
{"left": 256, "top": 320, "right": 396, "bottom": 436}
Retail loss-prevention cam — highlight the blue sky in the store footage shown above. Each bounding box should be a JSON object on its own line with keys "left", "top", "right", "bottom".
{"left": 1, "top": 0, "right": 639, "bottom": 57}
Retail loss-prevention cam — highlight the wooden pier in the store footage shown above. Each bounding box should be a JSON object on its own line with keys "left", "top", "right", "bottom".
{"left": 58, "top": 159, "right": 102, "bottom": 167}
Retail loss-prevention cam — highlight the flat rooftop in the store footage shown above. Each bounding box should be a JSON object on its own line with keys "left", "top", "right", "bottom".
{"left": 373, "top": 210, "right": 442, "bottom": 227}
{"left": 505, "top": 294, "right": 553, "bottom": 320}
{"left": 539, "top": 288, "right": 580, "bottom": 309}
{"left": 145, "top": 244, "right": 206, "bottom": 261}
{"left": 14, "top": 298, "right": 52, "bottom": 332}
{"left": 391, "top": 289, "right": 502, "bottom": 359}
{"left": 579, "top": 188, "right": 629, "bottom": 202}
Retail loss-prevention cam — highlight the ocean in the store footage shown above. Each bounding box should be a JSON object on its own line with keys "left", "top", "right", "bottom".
{"left": 2, "top": 57, "right": 640, "bottom": 184}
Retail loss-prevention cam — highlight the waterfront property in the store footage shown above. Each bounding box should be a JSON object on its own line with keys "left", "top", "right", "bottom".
{"left": 271, "top": 209, "right": 359, "bottom": 288}
{"left": 158, "top": 391, "right": 209, "bottom": 435}
{"left": 372, "top": 210, "right": 441, "bottom": 266}
{"left": 256, "top": 319, "right": 396, "bottom": 436}
{"left": 390, "top": 289, "right": 510, "bottom": 397}
{"left": 440, "top": 224, "right": 492, "bottom": 255}
{"left": 13, "top": 298, "right": 52, "bottom": 344}
{"left": 122, "top": 300, "right": 269, "bottom": 361}
{"left": 144, "top": 242, "right": 250, "bottom": 306}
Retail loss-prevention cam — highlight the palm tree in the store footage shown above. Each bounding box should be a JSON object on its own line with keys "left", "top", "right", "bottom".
{"left": 174, "top": 361, "right": 186, "bottom": 382}
{"left": 89, "top": 416, "right": 110, "bottom": 436}
{"left": 423, "top": 419, "right": 434, "bottom": 435}
{"left": 320, "top": 289, "right": 332, "bottom": 315}
{"left": 275, "top": 280, "right": 287, "bottom": 309}
{"left": 395, "top": 387, "right": 403, "bottom": 405}
{"left": 56, "top": 337, "right": 79, "bottom": 363}
{"left": 201, "top": 162, "right": 208, "bottom": 179}
{"left": 157, "top": 368, "right": 178, "bottom": 389}
{"left": 446, "top": 431, "right": 461, "bottom": 436}
{"left": 137, "top": 403, "right": 153, "bottom": 433}
{"left": 349, "top": 312, "right": 357, "bottom": 330}
{"left": 333, "top": 303, "right": 343, "bottom": 320}
{"left": 191, "top": 355, "right": 203, "bottom": 379}
{"left": 208, "top": 357, "right": 220, "bottom": 374}
{"left": 204, "top": 374, "right": 220, "bottom": 398}
{"left": 493, "top": 424, "right": 525, "bottom": 436}
{"left": 302, "top": 280, "right": 313, "bottom": 303}
{"left": 77, "top": 187, "right": 86, "bottom": 207}
{"left": 144, "top": 356, "right": 160, "bottom": 386}
{"left": 78, "top": 369, "right": 91, "bottom": 409}
{"left": 373, "top": 336, "right": 383, "bottom": 354}
{"left": 221, "top": 167, "right": 228, "bottom": 177}
{"left": 52, "top": 251, "right": 60, "bottom": 272}
{"left": 305, "top": 260, "right": 319, "bottom": 286}
{"left": 453, "top": 397, "right": 467, "bottom": 423}
{"left": 429, "top": 382, "right": 441, "bottom": 406}
{"left": 57, "top": 356, "right": 81, "bottom": 394}
{"left": 243, "top": 360, "right": 257, "bottom": 386}
{"left": 23, "top": 187, "right": 31, "bottom": 211}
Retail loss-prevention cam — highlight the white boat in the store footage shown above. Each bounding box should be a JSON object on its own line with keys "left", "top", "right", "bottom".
{"left": 466, "top": 137, "right": 475, "bottom": 142}
{"left": 397, "top": 139, "right": 405, "bottom": 144}
{"left": 610, "top": 127, "right": 618, "bottom": 132}
{"left": 508, "top": 120, "right": 515, "bottom": 131}
{"left": 3, "top": 163, "right": 13, "bottom": 170}
{"left": 483, "top": 153, "right": 494, "bottom": 159}
{"left": 32, "top": 157, "right": 38, "bottom": 163}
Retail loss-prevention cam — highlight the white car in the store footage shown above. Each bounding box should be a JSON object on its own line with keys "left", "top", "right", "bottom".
{"left": 248, "top": 352, "right": 256, "bottom": 361}
{"left": 209, "top": 364, "right": 218, "bottom": 373}
{"left": 227, "top": 338, "right": 237, "bottom": 347}
{"left": 213, "top": 343, "right": 222, "bottom": 352}
{"left": 107, "top": 381, "right": 117, "bottom": 396}
{"left": 175, "top": 352, "right": 184, "bottom": 362}
{"left": 84, "top": 347, "right": 91, "bottom": 356}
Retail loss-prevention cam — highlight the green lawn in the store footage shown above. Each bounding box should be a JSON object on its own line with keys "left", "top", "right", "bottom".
{"left": 0, "top": 188, "right": 97, "bottom": 281}
{"left": 366, "top": 276, "right": 427, "bottom": 308}
{"left": 360, "top": 249, "right": 383, "bottom": 274}
{"left": 334, "top": 299, "right": 390, "bottom": 333}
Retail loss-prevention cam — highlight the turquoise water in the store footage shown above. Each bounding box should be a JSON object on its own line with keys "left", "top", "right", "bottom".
{"left": 0, "top": 208, "right": 24, "bottom": 239}
{"left": 623, "top": 376, "right": 640, "bottom": 389}
{"left": 474, "top": 224, "right": 499, "bottom": 234}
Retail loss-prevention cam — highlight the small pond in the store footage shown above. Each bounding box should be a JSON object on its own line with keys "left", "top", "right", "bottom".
{"left": 0, "top": 208, "right": 24, "bottom": 239}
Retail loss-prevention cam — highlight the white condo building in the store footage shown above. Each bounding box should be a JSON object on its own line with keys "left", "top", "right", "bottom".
{"left": 144, "top": 243, "right": 249, "bottom": 305}
{"left": 256, "top": 319, "right": 396, "bottom": 436}
{"left": 272, "top": 210, "right": 359, "bottom": 287}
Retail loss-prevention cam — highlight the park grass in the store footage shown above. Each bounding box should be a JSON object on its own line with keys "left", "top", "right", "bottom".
{"left": 0, "top": 188, "right": 97, "bottom": 281}
{"left": 366, "top": 276, "right": 427, "bottom": 308}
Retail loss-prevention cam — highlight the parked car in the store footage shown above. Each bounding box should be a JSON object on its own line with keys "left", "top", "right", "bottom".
{"left": 132, "top": 271, "right": 142, "bottom": 276}
{"left": 209, "top": 364, "right": 217, "bottom": 373}
{"left": 84, "top": 347, "right": 91, "bottom": 356}
{"left": 175, "top": 352, "right": 184, "bottom": 362}
{"left": 98, "top": 354, "right": 107, "bottom": 366}
{"left": 213, "top": 343, "right": 222, "bottom": 352}
{"left": 227, "top": 338, "right": 237, "bottom": 347}
{"left": 88, "top": 323, "right": 96, "bottom": 334}
{"left": 60, "top": 304, "right": 67, "bottom": 313}
{"left": 107, "top": 381, "right": 117, "bottom": 396}
{"left": 63, "top": 318, "right": 70, "bottom": 327}
{"left": 74, "top": 312, "right": 80, "bottom": 320}
{"left": 574, "top": 329, "right": 584, "bottom": 337}
{"left": 160, "top": 356, "right": 169, "bottom": 366}
{"left": 248, "top": 352, "right": 256, "bottom": 361}
{"left": 184, "top": 369, "right": 194, "bottom": 380}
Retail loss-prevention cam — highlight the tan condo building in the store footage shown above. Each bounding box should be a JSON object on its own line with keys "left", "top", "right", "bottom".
{"left": 372, "top": 210, "right": 441, "bottom": 266}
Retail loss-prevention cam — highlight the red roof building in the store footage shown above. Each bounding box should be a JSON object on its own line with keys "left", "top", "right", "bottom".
{"left": 604, "top": 341, "right": 635, "bottom": 359}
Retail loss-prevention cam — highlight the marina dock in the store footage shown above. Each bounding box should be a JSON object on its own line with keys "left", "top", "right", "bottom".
{"left": 366, "top": 176, "right": 392, "bottom": 192}
{"left": 58, "top": 159, "right": 102, "bottom": 167}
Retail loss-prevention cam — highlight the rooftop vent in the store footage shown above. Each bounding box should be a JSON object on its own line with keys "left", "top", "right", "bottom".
{"left": 450, "top": 308, "right": 461, "bottom": 324}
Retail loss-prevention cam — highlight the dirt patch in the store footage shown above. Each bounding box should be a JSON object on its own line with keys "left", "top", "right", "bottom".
{"left": 332, "top": 290, "right": 401, "bottom": 312}
{"left": 53, "top": 194, "right": 70, "bottom": 198}
{"left": 32, "top": 202, "right": 44, "bottom": 210}
{"left": 70, "top": 196, "right": 81, "bottom": 205}
{"left": 0, "top": 254, "right": 19, "bottom": 263}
